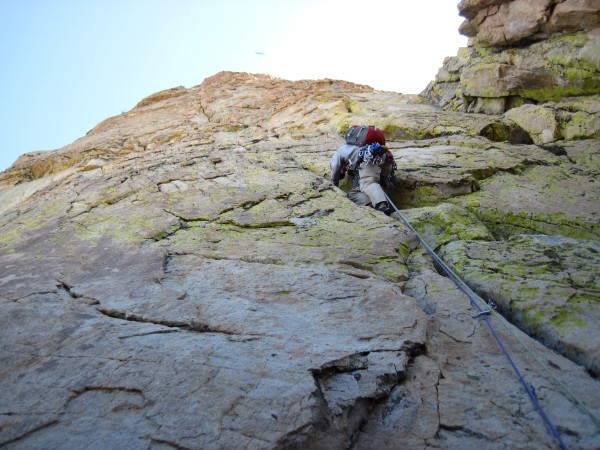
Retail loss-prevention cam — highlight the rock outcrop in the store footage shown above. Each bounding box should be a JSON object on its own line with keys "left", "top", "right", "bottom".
{"left": 424, "top": 0, "right": 600, "bottom": 115}
{"left": 1, "top": 70, "right": 599, "bottom": 449}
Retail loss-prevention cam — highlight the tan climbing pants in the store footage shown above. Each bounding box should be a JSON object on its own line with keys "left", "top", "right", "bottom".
{"left": 358, "top": 162, "right": 387, "bottom": 206}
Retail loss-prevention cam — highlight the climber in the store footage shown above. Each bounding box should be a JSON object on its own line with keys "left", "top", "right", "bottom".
{"left": 330, "top": 125, "right": 395, "bottom": 215}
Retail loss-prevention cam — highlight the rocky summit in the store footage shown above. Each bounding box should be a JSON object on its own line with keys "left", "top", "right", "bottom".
{"left": 1, "top": 5, "right": 600, "bottom": 450}
{"left": 425, "top": 0, "right": 600, "bottom": 115}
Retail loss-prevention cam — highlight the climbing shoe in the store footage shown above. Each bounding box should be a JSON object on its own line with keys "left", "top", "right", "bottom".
{"left": 375, "top": 201, "right": 394, "bottom": 216}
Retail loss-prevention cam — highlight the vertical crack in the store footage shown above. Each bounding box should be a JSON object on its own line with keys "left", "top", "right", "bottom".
{"left": 278, "top": 349, "right": 421, "bottom": 449}
{"left": 57, "top": 280, "right": 78, "bottom": 299}
{"left": 434, "top": 368, "right": 442, "bottom": 439}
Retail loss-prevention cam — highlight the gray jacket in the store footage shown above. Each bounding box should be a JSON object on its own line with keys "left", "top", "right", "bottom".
{"left": 330, "top": 144, "right": 360, "bottom": 186}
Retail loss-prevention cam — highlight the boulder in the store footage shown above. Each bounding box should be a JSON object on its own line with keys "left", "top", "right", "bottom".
{"left": 548, "top": 0, "right": 600, "bottom": 33}
{"left": 458, "top": 0, "right": 512, "bottom": 20}
{"left": 472, "top": 0, "right": 554, "bottom": 47}
{"left": 459, "top": 0, "right": 600, "bottom": 45}
{"left": 504, "top": 103, "right": 560, "bottom": 144}
{"left": 558, "top": 94, "right": 600, "bottom": 139}
{"left": 503, "top": 95, "right": 600, "bottom": 143}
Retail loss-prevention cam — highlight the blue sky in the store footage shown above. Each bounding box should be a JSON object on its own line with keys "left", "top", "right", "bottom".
{"left": 0, "top": 0, "right": 467, "bottom": 172}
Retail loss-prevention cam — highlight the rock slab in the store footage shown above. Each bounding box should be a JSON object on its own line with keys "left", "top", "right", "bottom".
{"left": 1, "top": 71, "right": 599, "bottom": 449}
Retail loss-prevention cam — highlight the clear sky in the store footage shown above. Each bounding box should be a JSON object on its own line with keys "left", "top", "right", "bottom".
{"left": 0, "top": 0, "right": 467, "bottom": 173}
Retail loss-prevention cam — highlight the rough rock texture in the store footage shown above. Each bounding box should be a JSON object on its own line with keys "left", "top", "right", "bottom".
{"left": 503, "top": 95, "right": 600, "bottom": 144}
{"left": 424, "top": 0, "right": 600, "bottom": 114}
{"left": 440, "top": 235, "right": 600, "bottom": 375}
{"left": 1, "top": 71, "right": 599, "bottom": 449}
{"left": 387, "top": 136, "right": 600, "bottom": 240}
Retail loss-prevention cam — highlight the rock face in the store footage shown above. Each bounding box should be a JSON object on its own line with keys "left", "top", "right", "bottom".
{"left": 1, "top": 70, "right": 599, "bottom": 449}
{"left": 424, "top": 0, "right": 600, "bottom": 114}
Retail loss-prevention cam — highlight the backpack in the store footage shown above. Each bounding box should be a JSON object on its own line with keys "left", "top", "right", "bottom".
{"left": 345, "top": 125, "right": 386, "bottom": 146}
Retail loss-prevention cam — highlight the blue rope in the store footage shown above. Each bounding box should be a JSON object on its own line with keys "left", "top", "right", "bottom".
{"left": 385, "top": 194, "right": 569, "bottom": 450}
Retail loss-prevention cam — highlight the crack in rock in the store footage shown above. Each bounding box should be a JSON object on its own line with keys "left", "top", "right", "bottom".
{"left": 96, "top": 306, "right": 247, "bottom": 336}
{"left": 56, "top": 280, "right": 99, "bottom": 305}
{"left": 117, "top": 329, "right": 181, "bottom": 340}
{"left": 2, "top": 387, "right": 158, "bottom": 448}
{"left": 279, "top": 349, "right": 415, "bottom": 448}
{"left": 0, "top": 419, "right": 60, "bottom": 447}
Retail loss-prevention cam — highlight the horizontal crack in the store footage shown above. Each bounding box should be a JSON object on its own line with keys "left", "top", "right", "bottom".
{"left": 10, "top": 290, "right": 58, "bottom": 303}
{"left": 118, "top": 329, "right": 181, "bottom": 340}
{"left": 438, "top": 423, "right": 493, "bottom": 441}
{"left": 148, "top": 220, "right": 184, "bottom": 243}
{"left": 96, "top": 307, "right": 250, "bottom": 337}
{"left": 149, "top": 437, "right": 189, "bottom": 450}
{"left": 217, "top": 219, "right": 293, "bottom": 229}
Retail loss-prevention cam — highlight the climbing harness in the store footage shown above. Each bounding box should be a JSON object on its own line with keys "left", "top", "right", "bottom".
{"left": 349, "top": 144, "right": 398, "bottom": 191}
{"left": 384, "top": 193, "right": 578, "bottom": 450}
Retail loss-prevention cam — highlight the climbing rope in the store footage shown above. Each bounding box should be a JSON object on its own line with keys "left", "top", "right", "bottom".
{"left": 491, "top": 306, "right": 600, "bottom": 426}
{"left": 384, "top": 193, "right": 571, "bottom": 450}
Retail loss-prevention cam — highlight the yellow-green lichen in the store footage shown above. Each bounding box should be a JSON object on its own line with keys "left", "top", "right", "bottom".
{"left": 550, "top": 309, "right": 588, "bottom": 335}
{"left": 522, "top": 308, "right": 549, "bottom": 329}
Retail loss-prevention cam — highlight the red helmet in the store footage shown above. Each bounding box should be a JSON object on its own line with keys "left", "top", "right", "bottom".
{"left": 365, "top": 126, "right": 385, "bottom": 145}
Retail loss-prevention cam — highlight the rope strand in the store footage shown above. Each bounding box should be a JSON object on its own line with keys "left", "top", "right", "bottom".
{"left": 384, "top": 193, "right": 570, "bottom": 450}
